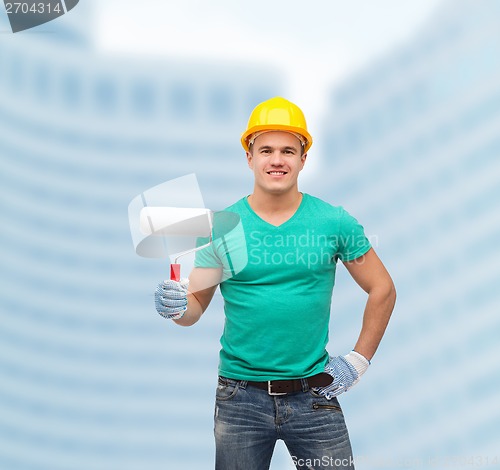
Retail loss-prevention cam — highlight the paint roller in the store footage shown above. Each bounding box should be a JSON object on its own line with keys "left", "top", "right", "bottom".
{"left": 139, "top": 207, "right": 213, "bottom": 281}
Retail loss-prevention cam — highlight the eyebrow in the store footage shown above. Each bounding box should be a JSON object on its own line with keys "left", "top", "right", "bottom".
{"left": 257, "top": 145, "right": 299, "bottom": 152}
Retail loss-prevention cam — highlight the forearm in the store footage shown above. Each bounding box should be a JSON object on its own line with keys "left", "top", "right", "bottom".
{"left": 317, "top": 284, "right": 394, "bottom": 399}
{"left": 353, "top": 282, "right": 396, "bottom": 361}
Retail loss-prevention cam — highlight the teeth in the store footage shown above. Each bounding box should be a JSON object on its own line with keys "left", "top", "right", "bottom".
{"left": 268, "top": 171, "right": 286, "bottom": 175}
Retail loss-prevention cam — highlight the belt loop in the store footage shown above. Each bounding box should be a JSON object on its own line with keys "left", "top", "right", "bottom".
{"left": 239, "top": 380, "right": 248, "bottom": 390}
{"left": 300, "top": 378, "right": 309, "bottom": 392}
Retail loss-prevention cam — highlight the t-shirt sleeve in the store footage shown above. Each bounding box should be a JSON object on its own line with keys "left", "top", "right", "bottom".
{"left": 335, "top": 208, "right": 372, "bottom": 262}
{"left": 193, "top": 210, "right": 248, "bottom": 281}
{"left": 194, "top": 236, "right": 224, "bottom": 269}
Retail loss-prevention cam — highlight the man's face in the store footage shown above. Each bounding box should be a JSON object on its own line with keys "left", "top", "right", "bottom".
{"left": 246, "top": 131, "right": 307, "bottom": 196}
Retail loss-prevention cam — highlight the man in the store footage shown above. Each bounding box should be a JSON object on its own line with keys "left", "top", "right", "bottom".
{"left": 155, "top": 97, "right": 396, "bottom": 469}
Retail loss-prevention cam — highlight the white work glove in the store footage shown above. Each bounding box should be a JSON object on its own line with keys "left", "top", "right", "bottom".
{"left": 313, "top": 351, "right": 370, "bottom": 399}
{"left": 154, "top": 278, "right": 189, "bottom": 320}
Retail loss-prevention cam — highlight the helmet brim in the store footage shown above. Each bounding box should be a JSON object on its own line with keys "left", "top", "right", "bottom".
{"left": 241, "top": 125, "right": 313, "bottom": 152}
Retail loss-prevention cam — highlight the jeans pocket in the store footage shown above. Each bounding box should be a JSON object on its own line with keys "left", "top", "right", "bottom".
{"left": 309, "top": 390, "right": 343, "bottom": 412}
{"left": 312, "top": 402, "right": 342, "bottom": 412}
{"left": 215, "top": 378, "right": 240, "bottom": 401}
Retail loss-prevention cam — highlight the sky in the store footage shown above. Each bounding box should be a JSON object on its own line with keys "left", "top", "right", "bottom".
{"left": 95, "top": 0, "right": 445, "bottom": 121}
{"left": 94, "top": 0, "right": 445, "bottom": 179}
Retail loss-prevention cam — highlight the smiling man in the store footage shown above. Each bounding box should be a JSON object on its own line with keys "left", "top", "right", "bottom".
{"left": 155, "top": 97, "right": 396, "bottom": 469}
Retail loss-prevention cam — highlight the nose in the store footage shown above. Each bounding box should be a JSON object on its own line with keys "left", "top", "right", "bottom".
{"left": 269, "top": 150, "right": 284, "bottom": 165}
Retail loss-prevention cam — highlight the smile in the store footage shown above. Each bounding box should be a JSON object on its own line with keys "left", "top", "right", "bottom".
{"left": 267, "top": 171, "right": 288, "bottom": 175}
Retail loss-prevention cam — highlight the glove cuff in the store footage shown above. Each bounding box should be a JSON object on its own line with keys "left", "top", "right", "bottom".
{"left": 344, "top": 351, "right": 370, "bottom": 378}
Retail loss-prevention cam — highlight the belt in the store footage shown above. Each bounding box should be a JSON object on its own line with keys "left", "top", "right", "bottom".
{"left": 245, "top": 372, "right": 333, "bottom": 395}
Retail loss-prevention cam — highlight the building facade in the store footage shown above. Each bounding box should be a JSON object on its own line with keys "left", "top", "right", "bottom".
{"left": 319, "top": 0, "right": 500, "bottom": 465}
{"left": 0, "top": 9, "right": 281, "bottom": 470}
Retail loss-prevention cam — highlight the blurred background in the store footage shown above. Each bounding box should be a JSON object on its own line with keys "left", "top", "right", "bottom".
{"left": 1, "top": 0, "right": 499, "bottom": 469}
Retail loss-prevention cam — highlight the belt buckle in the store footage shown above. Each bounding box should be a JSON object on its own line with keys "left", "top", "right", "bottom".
{"left": 267, "top": 380, "right": 287, "bottom": 396}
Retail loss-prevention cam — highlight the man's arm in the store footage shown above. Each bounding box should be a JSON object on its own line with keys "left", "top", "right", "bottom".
{"left": 343, "top": 247, "right": 396, "bottom": 361}
{"left": 173, "top": 267, "right": 222, "bottom": 327}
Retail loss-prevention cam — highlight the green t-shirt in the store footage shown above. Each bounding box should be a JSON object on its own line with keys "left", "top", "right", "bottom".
{"left": 194, "top": 193, "right": 372, "bottom": 381}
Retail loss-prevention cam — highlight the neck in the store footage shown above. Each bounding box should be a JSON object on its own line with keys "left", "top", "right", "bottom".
{"left": 248, "top": 187, "right": 302, "bottom": 214}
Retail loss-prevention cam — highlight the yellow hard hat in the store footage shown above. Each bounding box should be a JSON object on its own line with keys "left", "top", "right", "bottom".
{"left": 241, "top": 97, "right": 313, "bottom": 153}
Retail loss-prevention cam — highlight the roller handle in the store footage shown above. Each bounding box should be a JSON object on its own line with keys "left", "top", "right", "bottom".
{"left": 170, "top": 263, "right": 181, "bottom": 282}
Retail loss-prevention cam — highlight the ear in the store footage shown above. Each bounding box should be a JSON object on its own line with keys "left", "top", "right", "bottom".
{"left": 299, "top": 152, "right": 307, "bottom": 170}
{"left": 246, "top": 151, "right": 253, "bottom": 169}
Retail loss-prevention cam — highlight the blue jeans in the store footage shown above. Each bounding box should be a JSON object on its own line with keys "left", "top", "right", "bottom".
{"left": 214, "top": 377, "right": 355, "bottom": 470}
